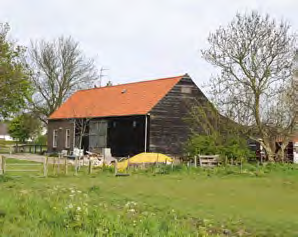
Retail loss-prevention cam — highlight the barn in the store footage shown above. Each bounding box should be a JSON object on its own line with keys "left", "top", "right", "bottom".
{"left": 47, "top": 74, "right": 210, "bottom": 157}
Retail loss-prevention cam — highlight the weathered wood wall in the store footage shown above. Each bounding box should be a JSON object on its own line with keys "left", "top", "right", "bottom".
{"left": 107, "top": 115, "right": 146, "bottom": 157}
{"left": 149, "top": 76, "right": 209, "bottom": 156}
{"left": 47, "top": 119, "right": 74, "bottom": 153}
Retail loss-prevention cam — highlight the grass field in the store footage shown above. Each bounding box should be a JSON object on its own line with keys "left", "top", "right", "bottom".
{"left": 1, "top": 160, "right": 298, "bottom": 236}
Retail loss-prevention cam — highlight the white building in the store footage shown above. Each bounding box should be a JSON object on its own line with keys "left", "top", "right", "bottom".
{"left": 0, "top": 123, "right": 14, "bottom": 141}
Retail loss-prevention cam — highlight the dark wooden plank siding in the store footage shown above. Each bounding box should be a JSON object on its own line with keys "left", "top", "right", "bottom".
{"left": 47, "top": 119, "right": 74, "bottom": 153}
{"left": 107, "top": 115, "right": 146, "bottom": 157}
{"left": 149, "top": 76, "right": 209, "bottom": 156}
{"left": 48, "top": 116, "right": 147, "bottom": 157}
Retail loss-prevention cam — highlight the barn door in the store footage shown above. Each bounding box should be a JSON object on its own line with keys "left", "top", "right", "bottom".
{"left": 89, "top": 120, "right": 108, "bottom": 152}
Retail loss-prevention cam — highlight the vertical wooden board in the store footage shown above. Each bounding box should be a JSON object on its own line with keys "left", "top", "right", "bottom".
{"left": 149, "top": 76, "right": 210, "bottom": 156}
{"left": 0, "top": 155, "right": 2, "bottom": 174}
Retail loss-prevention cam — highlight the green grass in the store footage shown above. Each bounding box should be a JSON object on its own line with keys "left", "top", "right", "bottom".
{"left": 1, "top": 163, "right": 298, "bottom": 236}
{"left": 0, "top": 140, "right": 15, "bottom": 145}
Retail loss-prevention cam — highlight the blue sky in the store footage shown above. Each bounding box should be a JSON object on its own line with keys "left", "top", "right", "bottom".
{"left": 1, "top": 0, "right": 297, "bottom": 91}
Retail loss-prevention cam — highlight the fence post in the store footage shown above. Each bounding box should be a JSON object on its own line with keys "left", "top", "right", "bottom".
{"left": 114, "top": 161, "right": 118, "bottom": 176}
{"left": 199, "top": 155, "right": 202, "bottom": 167}
{"left": 74, "top": 156, "right": 78, "bottom": 176}
{"left": 0, "top": 155, "right": 2, "bottom": 175}
{"left": 53, "top": 156, "right": 56, "bottom": 174}
{"left": 194, "top": 155, "right": 197, "bottom": 168}
{"left": 65, "top": 158, "right": 68, "bottom": 175}
{"left": 88, "top": 159, "right": 92, "bottom": 174}
{"left": 1, "top": 156, "right": 6, "bottom": 175}
{"left": 57, "top": 153, "right": 61, "bottom": 175}
{"left": 44, "top": 156, "right": 48, "bottom": 177}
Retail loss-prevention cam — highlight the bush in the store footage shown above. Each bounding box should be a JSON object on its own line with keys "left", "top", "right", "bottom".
{"left": 185, "top": 133, "right": 254, "bottom": 161}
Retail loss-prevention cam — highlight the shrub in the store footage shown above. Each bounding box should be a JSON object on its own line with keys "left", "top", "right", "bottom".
{"left": 185, "top": 133, "right": 254, "bottom": 161}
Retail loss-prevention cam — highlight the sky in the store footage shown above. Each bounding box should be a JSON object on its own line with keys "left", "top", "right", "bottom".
{"left": 1, "top": 0, "right": 297, "bottom": 92}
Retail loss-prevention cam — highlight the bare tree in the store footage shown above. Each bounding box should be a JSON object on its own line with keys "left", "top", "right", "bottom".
{"left": 28, "top": 36, "right": 99, "bottom": 124}
{"left": 202, "top": 11, "right": 297, "bottom": 162}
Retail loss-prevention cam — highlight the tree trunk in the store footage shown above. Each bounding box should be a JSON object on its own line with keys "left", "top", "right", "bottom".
{"left": 277, "top": 143, "right": 288, "bottom": 163}
{"left": 261, "top": 140, "right": 276, "bottom": 162}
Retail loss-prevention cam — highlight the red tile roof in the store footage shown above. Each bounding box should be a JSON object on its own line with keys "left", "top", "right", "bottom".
{"left": 49, "top": 75, "right": 185, "bottom": 119}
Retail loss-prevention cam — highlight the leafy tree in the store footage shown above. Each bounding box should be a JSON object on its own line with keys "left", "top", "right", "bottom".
{"left": 202, "top": 11, "right": 297, "bottom": 162}
{"left": 34, "top": 134, "right": 47, "bottom": 145}
{"left": 0, "top": 23, "right": 31, "bottom": 119}
{"left": 8, "top": 113, "right": 42, "bottom": 143}
{"left": 27, "top": 36, "right": 99, "bottom": 124}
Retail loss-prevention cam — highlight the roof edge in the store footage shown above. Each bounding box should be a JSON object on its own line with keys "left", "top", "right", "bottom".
{"left": 48, "top": 113, "right": 149, "bottom": 121}
{"left": 76, "top": 74, "right": 187, "bottom": 93}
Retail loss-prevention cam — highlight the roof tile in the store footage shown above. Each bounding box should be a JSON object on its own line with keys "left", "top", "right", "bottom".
{"left": 49, "top": 75, "right": 184, "bottom": 119}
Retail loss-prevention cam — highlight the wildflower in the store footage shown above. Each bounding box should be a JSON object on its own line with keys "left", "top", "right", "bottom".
{"left": 77, "top": 207, "right": 81, "bottom": 211}
{"left": 68, "top": 204, "right": 73, "bottom": 209}
{"left": 129, "top": 209, "right": 135, "bottom": 213}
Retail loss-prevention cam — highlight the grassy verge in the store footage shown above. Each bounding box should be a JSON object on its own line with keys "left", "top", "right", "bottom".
{"left": 1, "top": 164, "right": 298, "bottom": 236}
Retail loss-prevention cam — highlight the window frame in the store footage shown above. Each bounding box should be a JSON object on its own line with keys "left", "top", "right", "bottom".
{"left": 53, "top": 129, "right": 58, "bottom": 148}
{"left": 65, "top": 129, "right": 71, "bottom": 148}
{"left": 181, "top": 86, "right": 192, "bottom": 94}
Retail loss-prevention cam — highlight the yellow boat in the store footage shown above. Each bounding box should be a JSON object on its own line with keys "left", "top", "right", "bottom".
{"left": 116, "top": 152, "right": 173, "bottom": 171}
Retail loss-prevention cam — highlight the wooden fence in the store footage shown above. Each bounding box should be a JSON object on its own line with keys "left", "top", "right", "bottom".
{"left": 0, "top": 154, "right": 97, "bottom": 177}
{"left": 0, "top": 155, "right": 47, "bottom": 176}
{"left": 13, "top": 144, "right": 47, "bottom": 154}
{"left": 198, "top": 155, "right": 221, "bottom": 167}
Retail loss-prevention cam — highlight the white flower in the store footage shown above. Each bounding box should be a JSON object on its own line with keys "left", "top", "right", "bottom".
{"left": 129, "top": 209, "right": 135, "bottom": 213}
{"left": 77, "top": 207, "right": 81, "bottom": 211}
{"left": 68, "top": 204, "right": 73, "bottom": 209}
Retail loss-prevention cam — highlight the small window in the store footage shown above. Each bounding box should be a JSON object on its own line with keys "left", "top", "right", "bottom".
{"left": 181, "top": 86, "right": 192, "bottom": 94}
{"left": 133, "top": 121, "right": 137, "bottom": 128}
{"left": 65, "top": 129, "right": 71, "bottom": 148}
{"left": 53, "top": 129, "right": 58, "bottom": 148}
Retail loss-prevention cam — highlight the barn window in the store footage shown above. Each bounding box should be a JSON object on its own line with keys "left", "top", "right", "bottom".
{"left": 181, "top": 86, "right": 192, "bottom": 94}
{"left": 53, "top": 129, "right": 58, "bottom": 148}
{"left": 65, "top": 129, "right": 71, "bottom": 148}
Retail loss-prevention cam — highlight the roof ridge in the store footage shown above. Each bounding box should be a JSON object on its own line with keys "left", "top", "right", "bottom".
{"left": 77, "top": 74, "right": 187, "bottom": 93}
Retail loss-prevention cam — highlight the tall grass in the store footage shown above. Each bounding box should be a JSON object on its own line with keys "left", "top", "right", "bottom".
{"left": 0, "top": 181, "right": 245, "bottom": 236}
{"left": 1, "top": 162, "right": 298, "bottom": 236}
